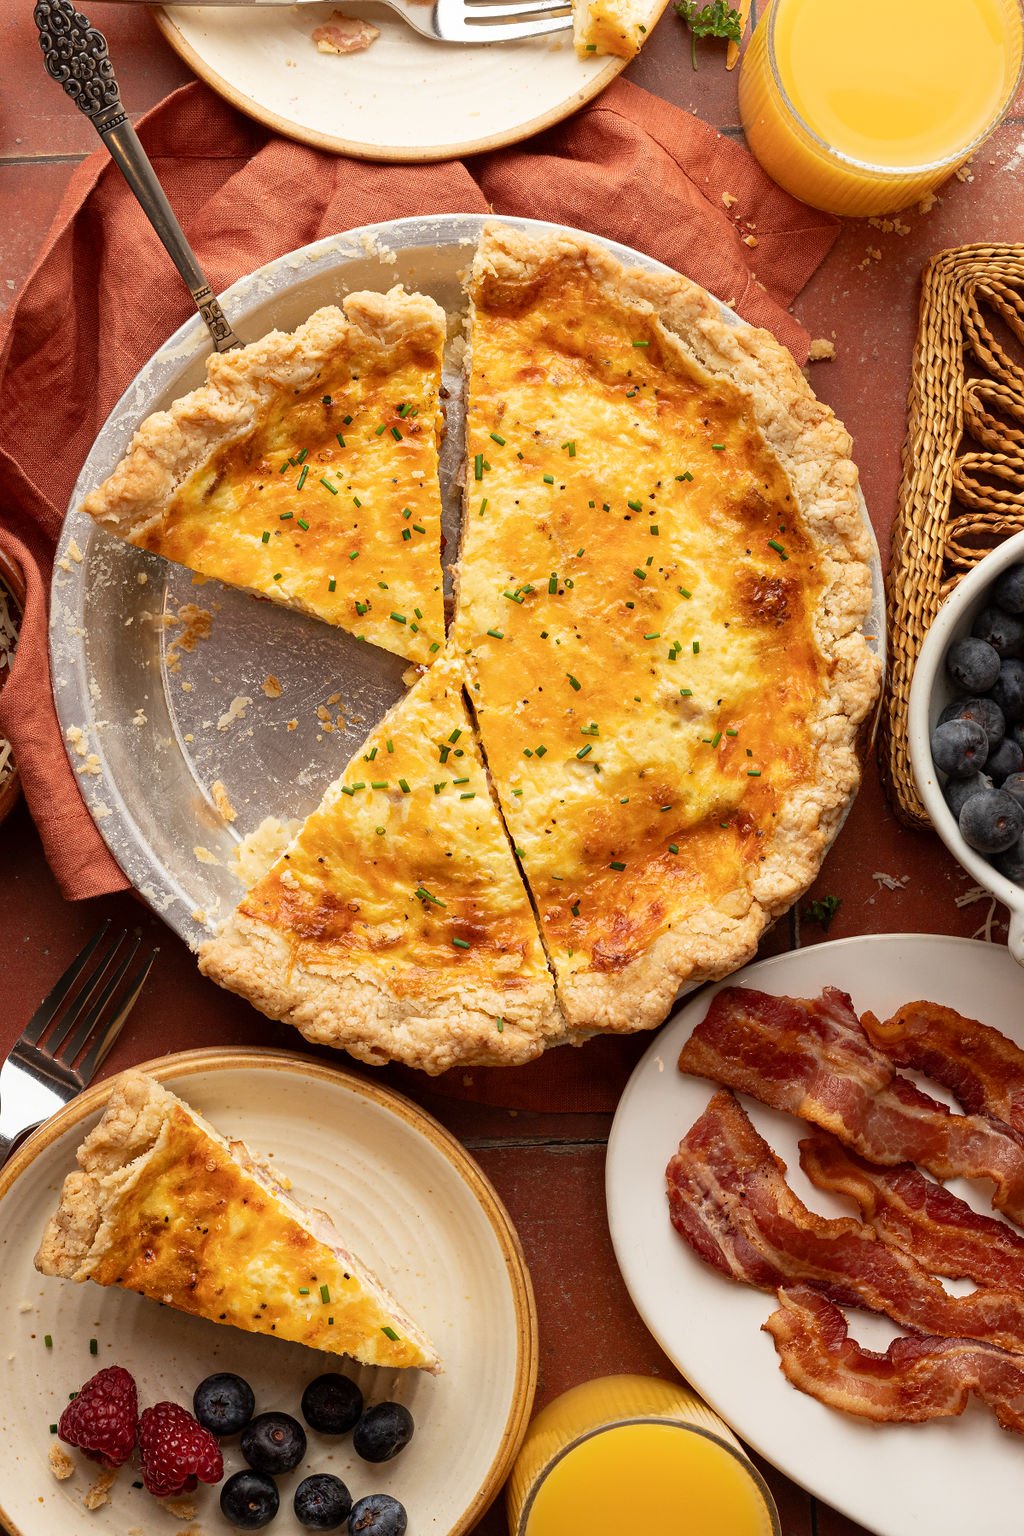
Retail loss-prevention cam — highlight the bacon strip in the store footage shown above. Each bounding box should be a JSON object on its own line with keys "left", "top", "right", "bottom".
{"left": 677, "top": 986, "right": 1024, "bottom": 1226}
{"left": 764, "top": 1284, "right": 1024, "bottom": 1433}
{"left": 862, "top": 1000, "right": 1024, "bottom": 1134}
{"left": 799, "top": 1131, "right": 1024, "bottom": 1290}
{"left": 665, "top": 1091, "right": 1024, "bottom": 1353}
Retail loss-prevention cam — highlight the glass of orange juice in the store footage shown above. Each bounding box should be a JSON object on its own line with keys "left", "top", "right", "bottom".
{"left": 506, "top": 1375, "right": 780, "bottom": 1536}
{"left": 739, "top": 0, "right": 1024, "bottom": 216}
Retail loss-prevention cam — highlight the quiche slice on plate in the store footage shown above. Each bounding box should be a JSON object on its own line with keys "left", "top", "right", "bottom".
{"left": 81, "top": 288, "right": 447, "bottom": 665}
{"left": 35, "top": 1071, "right": 441, "bottom": 1372}
{"left": 453, "top": 224, "right": 880, "bottom": 1039}
{"left": 199, "top": 651, "right": 565, "bottom": 1074}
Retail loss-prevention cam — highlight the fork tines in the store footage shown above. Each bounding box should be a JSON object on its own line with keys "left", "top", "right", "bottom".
{"left": 26, "top": 921, "right": 156, "bottom": 1080}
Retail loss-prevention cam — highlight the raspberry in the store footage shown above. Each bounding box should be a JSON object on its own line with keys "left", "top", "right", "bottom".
{"left": 138, "top": 1402, "right": 224, "bottom": 1498}
{"left": 58, "top": 1366, "right": 138, "bottom": 1469}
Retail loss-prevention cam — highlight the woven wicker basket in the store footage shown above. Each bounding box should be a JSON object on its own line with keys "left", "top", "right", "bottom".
{"left": 882, "top": 243, "right": 1024, "bottom": 826}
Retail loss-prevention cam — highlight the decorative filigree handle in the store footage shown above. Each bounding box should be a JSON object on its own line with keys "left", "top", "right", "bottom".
{"left": 33, "top": 0, "right": 242, "bottom": 353}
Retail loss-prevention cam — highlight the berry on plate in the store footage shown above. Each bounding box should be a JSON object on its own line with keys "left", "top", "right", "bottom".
{"left": 138, "top": 1401, "right": 224, "bottom": 1498}
{"left": 221, "top": 1469, "right": 280, "bottom": 1530}
{"left": 194, "top": 1372, "right": 256, "bottom": 1437}
{"left": 349, "top": 1492, "right": 408, "bottom": 1534}
{"left": 294, "top": 1472, "right": 353, "bottom": 1530}
{"left": 300, "top": 1373, "right": 364, "bottom": 1435}
{"left": 353, "top": 1402, "right": 415, "bottom": 1463}
{"left": 58, "top": 1365, "right": 138, "bottom": 1468}
{"left": 241, "top": 1411, "right": 307, "bottom": 1475}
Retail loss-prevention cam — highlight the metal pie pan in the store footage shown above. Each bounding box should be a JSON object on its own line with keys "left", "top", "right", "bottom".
{"left": 50, "top": 214, "right": 886, "bottom": 952}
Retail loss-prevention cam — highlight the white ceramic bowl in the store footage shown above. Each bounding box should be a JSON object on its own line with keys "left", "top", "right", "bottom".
{"left": 908, "top": 527, "right": 1024, "bottom": 963}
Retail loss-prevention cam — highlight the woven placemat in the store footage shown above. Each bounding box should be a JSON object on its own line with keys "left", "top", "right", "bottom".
{"left": 882, "top": 243, "right": 1024, "bottom": 826}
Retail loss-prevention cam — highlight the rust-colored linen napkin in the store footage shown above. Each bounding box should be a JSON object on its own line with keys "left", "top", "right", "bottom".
{"left": 0, "top": 76, "right": 836, "bottom": 918}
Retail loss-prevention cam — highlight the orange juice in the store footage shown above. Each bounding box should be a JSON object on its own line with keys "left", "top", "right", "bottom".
{"left": 506, "top": 1376, "right": 779, "bottom": 1536}
{"left": 739, "top": 0, "right": 1024, "bottom": 215}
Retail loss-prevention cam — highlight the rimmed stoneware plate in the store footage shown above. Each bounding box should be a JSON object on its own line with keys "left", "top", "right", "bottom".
{"left": 607, "top": 932, "right": 1024, "bottom": 1536}
{"left": 152, "top": 0, "right": 668, "bottom": 163}
{"left": 0, "top": 1047, "right": 537, "bottom": 1536}
{"left": 49, "top": 212, "right": 886, "bottom": 957}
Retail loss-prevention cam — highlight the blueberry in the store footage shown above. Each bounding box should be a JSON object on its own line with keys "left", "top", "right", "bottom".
{"left": 352, "top": 1403, "right": 415, "bottom": 1464}
{"left": 299, "top": 1374, "right": 363, "bottom": 1436}
{"left": 293, "top": 1473, "right": 352, "bottom": 1531}
{"left": 959, "top": 788, "right": 1024, "bottom": 853}
{"left": 993, "top": 659, "right": 1024, "bottom": 724}
{"left": 946, "top": 636, "right": 1000, "bottom": 693}
{"left": 1003, "top": 772, "right": 1024, "bottom": 807}
{"left": 994, "top": 833, "right": 1024, "bottom": 883}
{"left": 944, "top": 772, "right": 991, "bottom": 819}
{"left": 972, "top": 604, "right": 1024, "bottom": 657}
{"left": 220, "top": 1470, "right": 280, "bottom": 1530}
{"left": 348, "top": 1493, "right": 408, "bottom": 1535}
{"left": 994, "top": 564, "right": 1024, "bottom": 614}
{"left": 241, "top": 1412, "right": 307, "bottom": 1476}
{"left": 988, "top": 736, "right": 1024, "bottom": 785}
{"left": 939, "top": 696, "right": 1006, "bottom": 746}
{"left": 930, "top": 718, "right": 988, "bottom": 777}
{"left": 193, "top": 1373, "right": 255, "bottom": 1437}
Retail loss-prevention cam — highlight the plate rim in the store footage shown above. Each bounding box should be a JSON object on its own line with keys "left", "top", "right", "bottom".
{"left": 605, "top": 930, "right": 1020, "bottom": 1536}
{"left": 150, "top": 2, "right": 672, "bottom": 164}
{"left": 0, "top": 1045, "right": 539, "bottom": 1536}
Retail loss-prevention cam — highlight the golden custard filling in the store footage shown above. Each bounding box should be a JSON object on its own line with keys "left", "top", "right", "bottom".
{"left": 145, "top": 305, "right": 446, "bottom": 666}
{"left": 455, "top": 257, "right": 828, "bottom": 982}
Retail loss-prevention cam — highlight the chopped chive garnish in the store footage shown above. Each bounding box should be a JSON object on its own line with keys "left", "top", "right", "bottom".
{"left": 273, "top": 572, "right": 282, "bottom": 581}
{"left": 460, "top": 792, "right": 475, "bottom": 800}
{"left": 693, "top": 640, "right": 700, "bottom": 654}
{"left": 644, "top": 632, "right": 661, "bottom": 640}
{"left": 567, "top": 674, "right": 581, "bottom": 691}
{"left": 680, "top": 687, "right": 693, "bottom": 697}
{"left": 399, "top": 779, "right": 411, "bottom": 793}
{"left": 768, "top": 539, "right": 789, "bottom": 560}
{"left": 712, "top": 443, "right": 725, "bottom": 451}
{"left": 296, "top": 465, "right": 308, "bottom": 490}
{"left": 549, "top": 573, "right": 558, "bottom": 593}
{"left": 452, "top": 938, "right": 471, "bottom": 950}
{"left": 496, "top": 1017, "right": 504, "bottom": 1033}
{"left": 627, "top": 499, "right": 643, "bottom": 512}
{"left": 336, "top": 433, "right": 346, "bottom": 448}
{"left": 576, "top": 744, "right": 593, "bottom": 759}
{"left": 474, "top": 453, "right": 484, "bottom": 480}
{"left": 609, "top": 860, "right": 626, "bottom": 871}
{"left": 490, "top": 432, "right": 506, "bottom": 446}
{"left": 711, "top": 731, "right": 722, "bottom": 748}
{"left": 727, "top": 728, "right": 739, "bottom": 736}
{"left": 433, "top": 783, "right": 446, "bottom": 794}
{"left": 381, "top": 1326, "right": 400, "bottom": 1341}
{"left": 386, "top": 739, "right": 394, "bottom": 753}
{"left": 414, "top": 607, "right": 423, "bottom": 619}
{"left": 415, "top": 885, "right": 446, "bottom": 907}
{"left": 413, "top": 525, "right": 426, "bottom": 534}
{"left": 402, "top": 529, "right": 411, "bottom": 541}
{"left": 430, "top": 641, "right": 440, "bottom": 652}
{"left": 296, "top": 448, "right": 308, "bottom": 464}
{"left": 514, "top": 845, "right": 526, "bottom": 858}
{"left": 375, "top": 423, "right": 387, "bottom": 436}
{"left": 452, "top": 776, "right": 469, "bottom": 784}
{"left": 341, "top": 785, "right": 355, "bottom": 796}
{"left": 479, "top": 498, "right": 488, "bottom": 516}
{"left": 650, "top": 525, "right": 659, "bottom": 536}
{"left": 280, "top": 511, "right": 294, "bottom": 520}
{"left": 633, "top": 568, "right": 647, "bottom": 581}
{"left": 487, "top": 628, "right": 504, "bottom": 639}
{"left": 677, "top": 471, "right": 694, "bottom": 481}
{"left": 261, "top": 530, "right": 270, "bottom": 543}
{"left": 44, "top": 1335, "right": 53, "bottom": 1349}
{"left": 343, "top": 414, "right": 352, "bottom": 425}
{"left": 678, "top": 586, "right": 691, "bottom": 598}
{"left": 320, "top": 477, "right": 338, "bottom": 495}
{"left": 439, "top": 746, "right": 450, "bottom": 764}
{"left": 523, "top": 748, "right": 534, "bottom": 758}
{"left": 320, "top": 1285, "right": 331, "bottom": 1304}
{"left": 297, "top": 518, "right": 309, "bottom": 531}
{"left": 371, "top": 781, "right": 388, "bottom": 789}
{"left": 299, "top": 1286, "right": 310, "bottom": 1295}
{"left": 391, "top": 426, "right": 402, "bottom": 441}
{"left": 748, "top": 768, "right": 762, "bottom": 777}
{"left": 353, "top": 495, "right": 362, "bottom": 508}
{"left": 279, "top": 460, "right": 290, "bottom": 473}
{"left": 449, "top": 729, "right": 462, "bottom": 743}
{"left": 564, "top": 440, "right": 577, "bottom": 457}
{"left": 543, "top": 474, "right": 555, "bottom": 485}
{"left": 632, "top": 340, "right": 650, "bottom": 348}
{"left": 390, "top": 612, "right": 407, "bottom": 624}
{"left": 669, "top": 843, "right": 679, "bottom": 854}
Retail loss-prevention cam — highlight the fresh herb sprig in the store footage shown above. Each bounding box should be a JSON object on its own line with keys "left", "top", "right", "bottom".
{"left": 675, "top": 0, "right": 742, "bottom": 69}
{"left": 803, "top": 894, "right": 842, "bottom": 933}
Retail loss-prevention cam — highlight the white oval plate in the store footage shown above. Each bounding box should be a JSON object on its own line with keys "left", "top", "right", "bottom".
{"left": 607, "top": 933, "right": 1024, "bottom": 1536}
{"left": 0, "top": 1049, "right": 537, "bottom": 1536}
{"left": 153, "top": 0, "right": 668, "bottom": 162}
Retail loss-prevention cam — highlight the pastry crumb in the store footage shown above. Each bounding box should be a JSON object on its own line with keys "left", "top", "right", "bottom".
{"left": 217, "top": 695, "right": 252, "bottom": 731}
{"left": 211, "top": 780, "right": 237, "bottom": 823}
{"left": 17, "top": 1300, "right": 33, "bottom": 1313}
{"left": 84, "top": 1468, "right": 118, "bottom": 1509}
{"left": 165, "top": 603, "right": 213, "bottom": 672}
{"left": 917, "top": 190, "right": 938, "bottom": 214}
{"left": 867, "top": 215, "right": 911, "bottom": 236}
{"left": 286, "top": 718, "right": 298, "bottom": 732}
{"left": 313, "top": 11, "right": 380, "bottom": 51}
{"left": 807, "top": 338, "right": 836, "bottom": 362}
{"left": 132, "top": 707, "right": 147, "bottom": 727}
{"left": 49, "top": 1445, "right": 75, "bottom": 1481}
{"left": 741, "top": 233, "right": 759, "bottom": 248}
{"left": 68, "top": 538, "right": 84, "bottom": 563}
{"left": 194, "top": 846, "right": 221, "bottom": 866}
{"left": 721, "top": 191, "right": 737, "bottom": 208}
{"left": 77, "top": 753, "right": 103, "bottom": 777}
{"left": 954, "top": 157, "right": 975, "bottom": 182}
{"left": 161, "top": 1498, "right": 198, "bottom": 1520}
{"left": 262, "top": 674, "right": 283, "bottom": 699}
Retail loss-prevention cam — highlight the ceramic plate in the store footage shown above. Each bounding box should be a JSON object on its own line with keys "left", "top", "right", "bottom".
{"left": 49, "top": 213, "right": 886, "bottom": 955}
{"left": 152, "top": 0, "right": 668, "bottom": 162}
{"left": 606, "top": 933, "right": 1024, "bottom": 1536}
{"left": 0, "top": 1049, "right": 537, "bottom": 1536}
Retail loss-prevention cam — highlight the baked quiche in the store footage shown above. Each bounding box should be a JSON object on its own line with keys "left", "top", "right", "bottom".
{"left": 452, "top": 225, "right": 880, "bottom": 1038}
{"left": 199, "top": 651, "right": 565, "bottom": 1074}
{"left": 81, "top": 288, "right": 447, "bottom": 665}
{"left": 35, "top": 1072, "right": 440, "bottom": 1372}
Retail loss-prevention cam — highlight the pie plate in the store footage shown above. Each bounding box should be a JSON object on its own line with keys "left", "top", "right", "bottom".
{"left": 606, "top": 932, "right": 1024, "bottom": 1536}
{"left": 49, "top": 212, "right": 886, "bottom": 959}
{"left": 0, "top": 1048, "right": 537, "bottom": 1536}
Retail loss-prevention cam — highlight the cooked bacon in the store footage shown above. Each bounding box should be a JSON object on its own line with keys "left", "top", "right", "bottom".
{"left": 666, "top": 1091, "right": 1024, "bottom": 1353}
{"left": 862, "top": 1000, "right": 1024, "bottom": 1134}
{"left": 800, "top": 1131, "right": 1024, "bottom": 1289}
{"left": 764, "top": 1284, "right": 1024, "bottom": 1433}
{"left": 677, "top": 986, "right": 1024, "bottom": 1226}
{"left": 312, "top": 13, "right": 381, "bottom": 53}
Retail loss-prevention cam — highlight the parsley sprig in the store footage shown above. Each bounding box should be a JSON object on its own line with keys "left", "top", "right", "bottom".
{"left": 803, "top": 894, "right": 842, "bottom": 933}
{"left": 675, "top": 0, "right": 742, "bottom": 69}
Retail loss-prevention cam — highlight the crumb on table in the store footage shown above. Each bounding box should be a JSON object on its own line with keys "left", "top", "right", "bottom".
{"left": 49, "top": 1444, "right": 74, "bottom": 1481}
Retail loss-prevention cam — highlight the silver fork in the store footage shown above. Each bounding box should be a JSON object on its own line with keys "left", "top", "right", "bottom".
{"left": 0, "top": 922, "right": 155, "bottom": 1166}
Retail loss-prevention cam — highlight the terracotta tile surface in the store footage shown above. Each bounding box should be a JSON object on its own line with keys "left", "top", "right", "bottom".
{"left": 3, "top": 6, "right": 1022, "bottom": 1533}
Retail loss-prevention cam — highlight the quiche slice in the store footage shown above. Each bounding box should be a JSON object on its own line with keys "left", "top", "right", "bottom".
{"left": 81, "top": 288, "right": 447, "bottom": 665}
{"left": 35, "top": 1071, "right": 441, "bottom": 1372}
{"left": 199, "top": 651, "right": 565, "bottom": 1074}
{"left": 453, "top": 224, "right": 880, "bottom": 1038}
